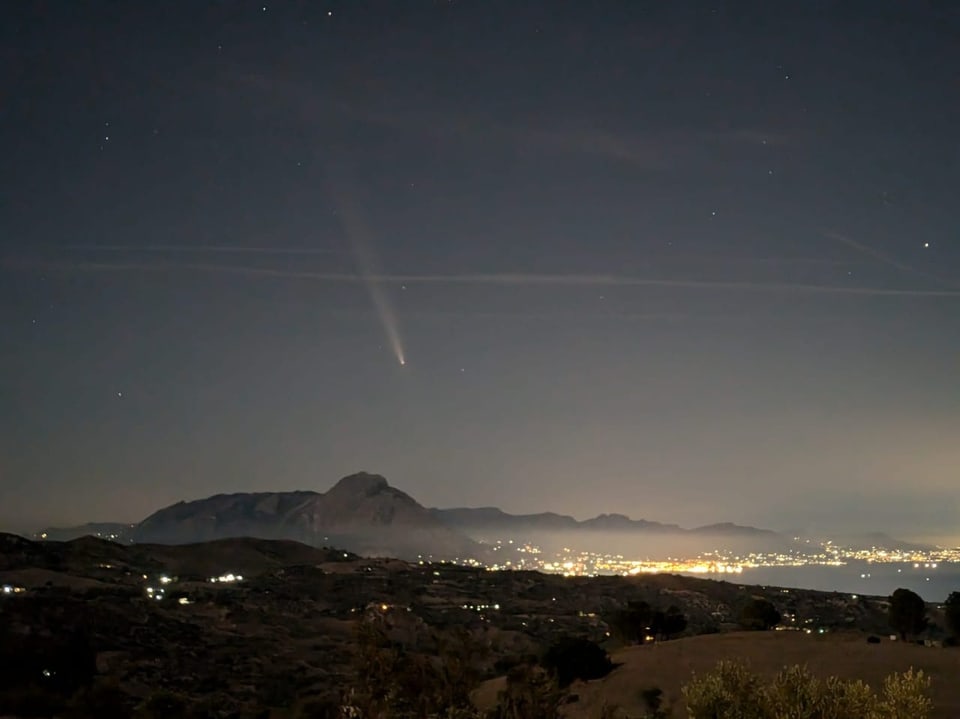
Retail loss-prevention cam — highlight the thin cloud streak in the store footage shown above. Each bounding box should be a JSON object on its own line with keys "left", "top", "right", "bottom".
{"left": 237, "top": 72, "right": 784, "bottom": 168}
{"left": 822, "top": 230, "right": 957, "bottom": 289}
{"left": 64, "top": 244, "right": 845, "bottom": 268}
{"left": 8, "top": 258, "right": 960, "bottom": 297}
{"left": 65, "top": 244, "right": 340, "bottom": 256}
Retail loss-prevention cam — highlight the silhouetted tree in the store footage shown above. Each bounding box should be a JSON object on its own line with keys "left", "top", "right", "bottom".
{"left": 888, "top": 587, "right": 927, "bottom": 641}
{"left": 608, "top": 600, "right": 654, "bottom": 644}
{"left": 651, "top": 605, "right": 688, "bottom": 640}
{"left": 540, "top": 637, "right": 613, "bottom": 688}
{"left": 944, "top": 591, "right": 960, "bottom": 640}
{"left": 739, "top": 598, "right": 781, "bottom": 630}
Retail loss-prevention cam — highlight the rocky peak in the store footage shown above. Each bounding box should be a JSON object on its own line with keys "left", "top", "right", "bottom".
{"left": 327, "top": 472, "right": 390, "bottom": 497}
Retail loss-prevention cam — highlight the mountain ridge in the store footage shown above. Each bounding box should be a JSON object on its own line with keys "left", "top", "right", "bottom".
{"left": 33, "top": 473, "right": 781, "bottom": 559}
{"left": 429, "top": 506, "right": 774, "bottom": 536}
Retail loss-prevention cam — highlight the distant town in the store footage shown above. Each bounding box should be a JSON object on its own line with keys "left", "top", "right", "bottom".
{"left": 444, "top": 538, "right": 960, "bottom": 581}
{"left": 33, "top": 522, "right": 960, "bottom": 587}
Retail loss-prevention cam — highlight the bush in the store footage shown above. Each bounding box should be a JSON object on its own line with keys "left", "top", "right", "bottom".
{"left": 738, "top": 598, "right": 781, "bottom": 631}
{"left": 541, "top": 637, "right": 613, "bottom": 688}
{"left": 493, "top": 664, "right": 562, "bottom": 719}
{"left": 682, "top": 661, "right": 932, "bottom": 719}
{"left": 65, "top": 680, "right": 132, "bottom": 719}
{"left": 609, "top": 601, "right": 689, "bottom": 644}
{"left": 0, "top": 685, "right": 66, "bottom": 717}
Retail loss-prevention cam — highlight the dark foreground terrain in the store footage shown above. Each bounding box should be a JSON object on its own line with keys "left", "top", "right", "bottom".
{"left": 0, "top": 532, "right": 950, "bottom": 717}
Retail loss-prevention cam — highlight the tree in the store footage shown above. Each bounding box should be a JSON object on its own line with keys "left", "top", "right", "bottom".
{"left": 738, "top": 598, "right": 781, "bottom": 631}
{"left": 944, "top": 591, "right": 960, "bottom": 640}
{"left": 609, "top": 600, "right": 654, "bottom": 644}
{"left": 610, "top": 600, "right": 687, "bottom": 643}
{"left": 888, "top": 588, "right": 927, "bottom": 641}
{"left": 651, "top": 605, "right": 688, "bottom": 640}
{"left": 346, "top": 614, "right": 486, "bottom": 718}
{"left": 540, "top": 637, "right": 613, "bottom": 688}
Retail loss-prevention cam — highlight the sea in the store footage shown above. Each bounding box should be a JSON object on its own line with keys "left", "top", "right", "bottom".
{"left": 687, "top": 561, "right": 960, "bottom": 603}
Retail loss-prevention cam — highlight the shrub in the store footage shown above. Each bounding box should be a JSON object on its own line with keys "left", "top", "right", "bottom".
{"left": 738, "top": 598, "right": 781, "bottom": 631}
{"left": 541, "top": 637, "right": 613, "bottom": 688}
{"left": 681, "top": 660, "right": 932, "bottom": 719}
{"left": 492, "top": 664, "right": 562, "bottom": 719}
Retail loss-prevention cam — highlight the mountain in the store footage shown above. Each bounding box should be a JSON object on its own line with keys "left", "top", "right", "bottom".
{"left": 30, "top": 473, "right": 785, "bottom": 563}
{"left": 690, "top": 522, "right": 780, "bottom": 538}
{"left": 833, "top": 532, "right": 937, "bottom": 552}
{"left": 429, "top": 507, "right": 580, "bottom": 532}
{"left": 132, "top": 473, "right": 481, "bottom": 561}
{"left": 432, "top": 507, "right": 771, "bottom": 539}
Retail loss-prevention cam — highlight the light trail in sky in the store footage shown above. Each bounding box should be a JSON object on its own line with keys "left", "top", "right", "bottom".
{"left": 325, "top": 178, "right": 406, "bottom": 366}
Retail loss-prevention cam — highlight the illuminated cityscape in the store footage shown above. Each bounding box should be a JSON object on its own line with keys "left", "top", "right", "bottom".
{"left": 475, "top": 538, "right": 960, "bottom": 580}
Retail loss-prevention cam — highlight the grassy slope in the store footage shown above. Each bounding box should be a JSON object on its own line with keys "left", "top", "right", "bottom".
{"left": 567, "top": 632, "right": 960, "bottom": 718}
{"left": 476, "top": 632, "right": 960, "bottom": 719}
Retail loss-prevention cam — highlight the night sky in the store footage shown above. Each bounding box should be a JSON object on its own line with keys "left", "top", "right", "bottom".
{"left": 2, "top": 1, "right": 958, "bottom": 541}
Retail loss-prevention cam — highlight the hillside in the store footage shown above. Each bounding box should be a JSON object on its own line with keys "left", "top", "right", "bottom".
{"left": 540, "top": 631, "right": 960, "bottom": 719}
{"left": 1, "top": 531, "right": 951, "bottom": 717}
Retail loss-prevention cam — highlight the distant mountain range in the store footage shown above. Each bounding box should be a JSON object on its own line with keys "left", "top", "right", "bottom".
{"left": 429, "top": 506, "right": 777, "bottom": 538}
{"left": 35, "top": 472, "right": 782, "bottom": 560}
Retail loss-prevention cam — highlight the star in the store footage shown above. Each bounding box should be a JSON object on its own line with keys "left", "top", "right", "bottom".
{"left": 923, "top": 242, "right": 930, "bottom": 248}
{"left": 117, "top": 392, "right": 123, "bottom": 398}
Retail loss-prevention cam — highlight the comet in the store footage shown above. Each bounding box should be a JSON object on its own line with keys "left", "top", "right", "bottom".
{"left": 326, "top": 172, "right": 407, "bottom": 367}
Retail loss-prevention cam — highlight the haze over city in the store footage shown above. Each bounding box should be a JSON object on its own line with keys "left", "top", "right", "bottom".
{"left": 2, "top": 1, "right": 958, "bottom": 544}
